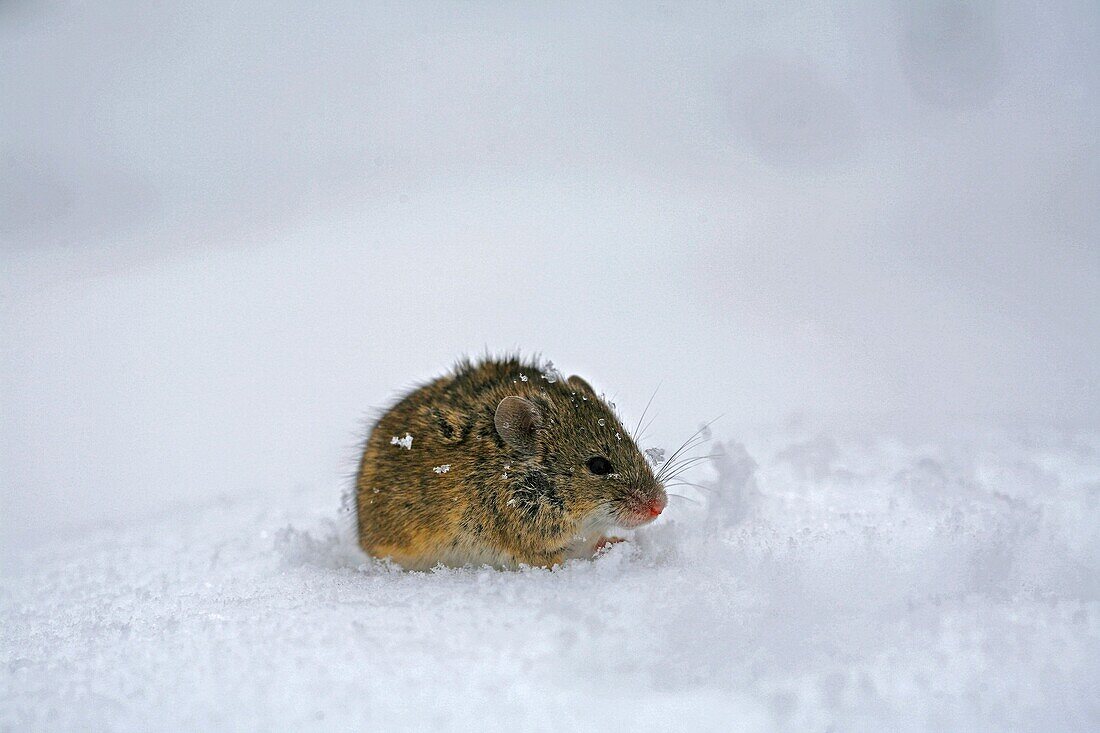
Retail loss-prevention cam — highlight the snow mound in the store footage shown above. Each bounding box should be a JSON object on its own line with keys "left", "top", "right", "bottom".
{"left": 3, "top": 429, "right": 1099, "bottom": 731}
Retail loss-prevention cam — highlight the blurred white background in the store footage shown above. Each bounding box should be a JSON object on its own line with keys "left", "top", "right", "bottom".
{"left": 2, "top": 1, "right": 1098, "bottom": 552}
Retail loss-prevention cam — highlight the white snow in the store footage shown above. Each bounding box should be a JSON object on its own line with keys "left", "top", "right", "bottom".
{"left": 390, "top": 433, "right": 414, "bottom": 450}
{"left": 3, "top": 428, "right": 1098, "bottom": 731}
{"left": 645, "top": 447, "right": 667, "bottom": 466}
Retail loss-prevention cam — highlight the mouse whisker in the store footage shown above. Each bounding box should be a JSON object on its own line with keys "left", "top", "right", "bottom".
{"left": 666, "top": 493, "right": 701, "bottom": 506}
{"left": 632, "top": 382, "right": 661, "bottom": 438}
{"left": 664, "top": 480, "right": 716, "bottom": 493}
{"left": 661, "top": 455, "right": 723, "bottom": 483}
{"left": 657, "top": 444, "right": 710, "bottom": 481}
{"left": 661, "top": 465, "right": 719, "bottom": 486}
{"left": 658, "top": 438, "right": 710, "bottom": 474}
{"left": 660, "top": 438, "right": 720, "bottom": 468}
{"left": 656, "top": 416, "right": 722, "bottom": 481}
{"left": 665, "top": 451, "right": 723, "bottom": 469}
{"left": 637, "top": 412, "right": 660, "bottom": 445}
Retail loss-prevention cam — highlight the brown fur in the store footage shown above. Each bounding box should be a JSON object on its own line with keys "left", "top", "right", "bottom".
{"left": 355, "top": 356, "right": 666, "bottom": 569}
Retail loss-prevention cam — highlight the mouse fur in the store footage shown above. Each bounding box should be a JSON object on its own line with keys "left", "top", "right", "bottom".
{"left": 355, "top": 356, "right": 667, "bottom": 569}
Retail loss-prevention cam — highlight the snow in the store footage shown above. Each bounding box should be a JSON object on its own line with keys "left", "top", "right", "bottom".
{"left": 540, "top": 362, "right": 559, "bottom": 384}
{"left": 4, "top": 428, "right": 1098, "bottom": 731}
{"left": 645, "top": 448, "right": 667, "bottom": 466}
{"left": 390, "top": 433, "right": 414, "bottom": 451}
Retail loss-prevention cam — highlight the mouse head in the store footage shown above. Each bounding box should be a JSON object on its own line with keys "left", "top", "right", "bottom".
{"left": 494, "top": 374, "right": 667, "bottom": 531}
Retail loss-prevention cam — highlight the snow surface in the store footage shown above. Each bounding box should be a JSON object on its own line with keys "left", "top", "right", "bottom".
{"left": 4, "top": 428, "right": 1098, "bottom": 731}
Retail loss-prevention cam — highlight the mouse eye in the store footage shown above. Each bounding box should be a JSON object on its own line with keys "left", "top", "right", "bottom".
{"left": 586, "top": 456, "right": 614, "bottom": 475}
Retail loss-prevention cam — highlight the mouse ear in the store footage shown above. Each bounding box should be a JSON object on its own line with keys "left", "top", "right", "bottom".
{"left": 494, "top": 396, "right": 543, "bottom": 452}
{"left": 567, "top": 375, "right": 596, "bottom": 397}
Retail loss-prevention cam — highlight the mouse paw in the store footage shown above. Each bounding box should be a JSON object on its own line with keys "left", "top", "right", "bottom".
{"left": 593, "top": 536, "right": 626, "bottom": 555}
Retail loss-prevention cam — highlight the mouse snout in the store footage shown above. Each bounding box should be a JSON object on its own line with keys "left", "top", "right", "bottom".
{"left": 645, "top": 494, "right": 667, "bottom": 518}
{"left": 651, "top": 483, "right": 669, "bottom": 514}
{"left": 619, "top": 487, "right": 667, "bottom": 527}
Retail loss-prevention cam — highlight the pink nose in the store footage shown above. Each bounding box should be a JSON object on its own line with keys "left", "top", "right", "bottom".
{"left": 646, "top": 499, "right": 664, "bottom": 518}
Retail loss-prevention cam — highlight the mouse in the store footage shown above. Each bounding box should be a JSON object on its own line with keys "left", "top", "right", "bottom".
{"left": 354, "top": 356, "right": 667, "bottom": 569}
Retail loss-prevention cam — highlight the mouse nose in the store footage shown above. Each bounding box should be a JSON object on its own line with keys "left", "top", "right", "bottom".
{"left": 646, "top": 497, "right": 665, "bottom": 518}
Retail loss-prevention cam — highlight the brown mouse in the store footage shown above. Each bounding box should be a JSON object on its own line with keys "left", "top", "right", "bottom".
{"left": 355, "top": 356, "right": 667, "bottom": 569}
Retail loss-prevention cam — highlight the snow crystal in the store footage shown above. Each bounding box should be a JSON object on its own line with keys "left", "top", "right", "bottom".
{"left": 645, "top": 447, "right": 666, "bottom": 466}
{"left": 433, "top": 464, "right": 451, "bottom": 474}
{"left": 540, "top": 360, "right": 559, "bottom": 383}
{"left": 390, "top": 433, "right": 413, "bottom": 450}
